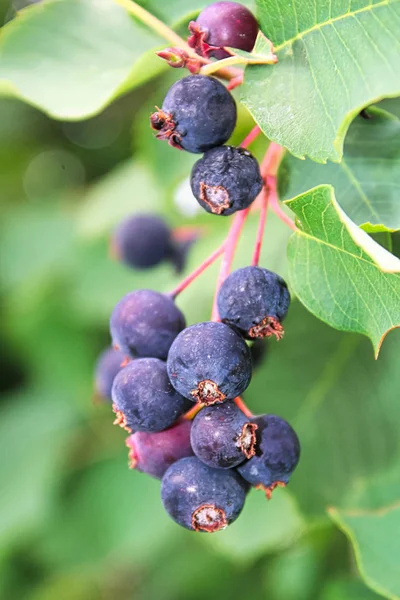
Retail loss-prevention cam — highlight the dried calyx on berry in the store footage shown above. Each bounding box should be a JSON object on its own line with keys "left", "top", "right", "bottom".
{"left": 188, "top": 1, "right": 259, "bottom": 60}
{"left": 150, "top": 75, "right": 236, "bottom": 153}
{"left": 161, "top": 456, "right": 248, "bottom": 531}
{"left": 167, "top": 321, "right": 252, "bottom": 405}
{"left": 190, "top": 145, "right": 263, "bottom": 216}
{"left": 217, "top": 266, "right": 291, "bottom": 340}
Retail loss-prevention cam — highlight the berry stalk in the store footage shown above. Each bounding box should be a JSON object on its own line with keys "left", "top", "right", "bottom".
{"left": 240, "top": 125, "right": 262, "bottom": 149}
{"left": 169, "top": 242, "right": 226, "bottom": 298}
{"left": 211, "top": 207, "right": 251, "bottom": 321}
{"left": 251, "top": 188, "right": 269, "bottom": 266}
{"left": 234, "top": 396, "right": 254, "bottom": 418}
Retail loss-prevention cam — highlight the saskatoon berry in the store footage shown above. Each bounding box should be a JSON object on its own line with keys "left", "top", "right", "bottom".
{"left": 217, "top": 266, "right": 290, "bottom": 340}
{"left": 191, "top": 400, "right": 257, "bottom": 469}
{"left": 112, "top": 358, "right": 191, "bottom": 433}
{"left": 126, "top": 419, "right": 194, "bottom": 479}
{"left": 189, "top": 2, "right": 259, "bottom": 60}
{"left": 110, "top": 289, "right": 185, "bottom": 360}
{"left": 111, "top": 214, "right": 172, "bottom": 270}
{"left": 94, "top": 347, "right": 127, "bottom": 400}
{"left": 237, "top": 414, "right": 300, "bottom": 496}
{"left": 190, "top": 145, "right": 263, "bottom": 216}
{"left": 150, "top": 75, "right": 236, "bottom": 153}
{"left": 161, "top": 456, "right": 247, "bottom": 532}
{"left": 167, "top": 321, "right": 252, "bottom": 405}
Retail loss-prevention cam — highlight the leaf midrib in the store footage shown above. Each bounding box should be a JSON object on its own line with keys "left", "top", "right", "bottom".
{"left": 274, "top": 0, "right": 392, "bottom": 53}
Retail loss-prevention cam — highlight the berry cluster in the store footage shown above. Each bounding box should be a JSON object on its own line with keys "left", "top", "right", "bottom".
{"left": 94, "top": 2, "right": 300, "bottom": 533}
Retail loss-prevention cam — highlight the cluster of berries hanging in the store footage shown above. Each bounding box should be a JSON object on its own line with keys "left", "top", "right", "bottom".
{"left": 94, "top": 1, "right": 300, "bottom": 533}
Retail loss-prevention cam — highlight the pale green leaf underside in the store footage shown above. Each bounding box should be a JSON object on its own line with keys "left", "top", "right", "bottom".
{"left": 281, "top": 108, "right": 400, "bottom": 231}
{"left": 0, "top": 0, "right": 162, "bottom": 120}
{"left": 329, "top": 504, "right": 400, "bottom": 600}
{"left": 285, "top": 185, "right": 400, "bottom": 355}
{"left": 242, "top": 0, "right": 400, "bottom": 162}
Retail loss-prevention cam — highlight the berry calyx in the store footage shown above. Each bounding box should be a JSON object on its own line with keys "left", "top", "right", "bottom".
{"left": 188, "top": 2, "right": 259, "bottom": 60}
{"left": 191, "top": 504, "right": 227, "bottom": 532}
{"left": 190, "top": 379, "right": 226, "bottom": 404}
{"left": 150, "top": 75, "right": 237, "bottom": 154}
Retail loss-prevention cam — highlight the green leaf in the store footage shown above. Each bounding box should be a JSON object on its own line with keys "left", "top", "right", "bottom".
{"left": 285, "top": 185, "right": 400, "bottom": 355}
{"left": 203, "top": 488, "right": 305, "bottom": 563}
{"left": 320, "top": 578, "right": 383, "bottom": 600}
{"left": 329, "top": 504, "right": 400, "bottom": 600}
{"left": 241, "top": 0, "right": 400, "bottom": 162}
{"left": 280, "top": 109, "right": 400, "bottom": 232}
{"left": 0, "top": 0, "right": 162, "bottom": 120}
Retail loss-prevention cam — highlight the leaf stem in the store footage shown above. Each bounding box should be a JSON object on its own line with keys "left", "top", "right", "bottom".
{"left": 200, "top": 56, "right": 247, "bottom": 75}
{"left": 169, "top": 242, "right": 226, "bottom": 299}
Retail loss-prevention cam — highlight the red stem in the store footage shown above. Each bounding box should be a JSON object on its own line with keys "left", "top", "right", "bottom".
{"left": 251, "top": 188, "right": 269, "bottom": 266}
{"left": 169, "top": 242, "right": 226, "bottom": 298}
{"left": 234, "top": 396, "right": 254, "bottom": 418}
{"left": 211, "top": 207, "right": 251, "bottom": 321}
{"left": 266, "top": 175, "right": 297, "bottom": 231}
{"left": 240, "top": 125, "right": 262, "bottom": 149}
{"left": 227, "top": 74, "right": 244, "bottom": 91}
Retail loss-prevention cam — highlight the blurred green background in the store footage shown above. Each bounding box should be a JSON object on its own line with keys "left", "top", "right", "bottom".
{"left": 1, "top": 2, "right": 400, "bottom": 599}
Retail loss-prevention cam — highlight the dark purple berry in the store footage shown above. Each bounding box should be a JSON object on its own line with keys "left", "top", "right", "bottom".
{"left": 150, "top": 75, "right": 236, "bottom": 153}
{"left": 217, "top": 266, "right": 290, "bottom": 340}
{"left": 188, "top": 2, "right": 259, "bottom": 60}
{"left": 94, "top": 347, "right": 127, "bottom": 400}
{"left": 191, "top": 401, "right": 257, "bottom": 469}
{"left": 111, "top": 214, "right": 173, "bottom": 270}
{"left": 112, "top": 358, "right": 191, "bottom": 433}
{"left": 161, "top": 456, "right": 247, "bottom": 531}
{"left": 190, "top": 145, "right": 263, "bottom": 216}
{"left": 167, "top": 321, "right": 252, "bottom": 405}
{"left": 237, "top": 414, "right": 300, "bottom": 497}
{"left": 125, "top": 419, "right": 194, "bottom": 479}
{"left": 110, "top": 289, "right": 185, "bottom": 360}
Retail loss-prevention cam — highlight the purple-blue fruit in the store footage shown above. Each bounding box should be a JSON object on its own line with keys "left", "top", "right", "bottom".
{"left": 189, "top": 1, "right": 259, "bottom": 60}
{"left": 217, "top": 266, "right": 290, "bottom": 340}
{"left": 237, "top": 414, "right": 300, "bottom": 496}
{"left": 191, "top": 401, "right": 257, "bottom": 468}
{"left": 111, "top": 214, "right": 172, "bottom": 270}
{"left": 94, "top": 347, "right": 127, "bottom": 400}
{"left": 190, "top": 146, "right": 263, "bottom": 216}
{"left": 126, "top": 419, "right": 194, "bottom": 479}
{"left": 161, "top": 456, "right": 247, "bottom": 531}
{"left": 150, "top": 75, "right": 236, "bottom": 153}
{"left": 112, "top": 358, "right": 191, "bottom": 433}
{"left": 110, "top": 289, "right": 185, "bottom": 360}
{"left": 167, "top": 321, "right": 252, "bottom": 405}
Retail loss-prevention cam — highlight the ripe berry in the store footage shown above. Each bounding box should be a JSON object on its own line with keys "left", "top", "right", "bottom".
{"left": 190, "top": 145, "right": 263, "bottom": 216}
{"left": 125, "top": 418, "right": 194, "bottom": 479}
{"left": 161, "top": 456, "right": 247, "bottom": 531}
{"left": 188, "top": 2, "right": 259, "bottom": 60}
{"left": 112, "top": 358, "right": 191, "bottom": 433}
{"left": 167, "top": 321, "right": 252, "bottom": 405}
{"left": 237, "top": 414, "right": 300, "bottom": 497}
{"left": 111, "top": 214, "right": 172, "bottom": 270}
{"left": 217, "top": 266, "right": 290, "bottom": 340}
{"left": 94, "top": 347, "right": 127, "bottom": 400}
{"left": 110, "top": 289, "right": 185, "bottom": 360}
{"left": 150, "top": 75, "right": 236, "bottom": 153}
{"left": 191, "top": 401, "right": 257, "bottom": 468}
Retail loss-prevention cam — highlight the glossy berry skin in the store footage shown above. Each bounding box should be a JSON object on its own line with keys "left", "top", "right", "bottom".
{"left": 161, "top": 456, "right": 247, "bottom": 532}
{"left": 94, "top": 347, "right": 127, "bottom": 400}
{"left": 150, "top": 75, "right": 236, "bottom": 153}
{"left": 237, "top": 414, "right": 300, "bottom": 493}
{"left": 191, "top": 401, "right": 257, "bottom": 469}
{"left": 189, "top": 2, "right": 259, "bottom": 60}
{"left": 190, "top": 146, "right": 263, "bottom": 216}
{"left": 112, "top": 358, "right": 191, "bottom": 433}
{"left": 217, "top": 266, "right": 290, "bottom": 340}
{"left": 110, "top": 289, "right": 185, "bottom": 360}
{"left": 126, "top": 419, "right": 194, "bottom": 479}
{"left": 167, "top": 321, "right": 252, "bottom": 405}
{"left": 112, "top": 214, "right": 172, "bottom": 270}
